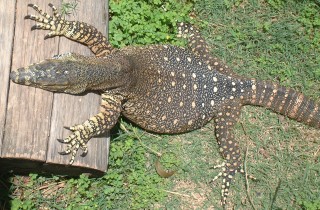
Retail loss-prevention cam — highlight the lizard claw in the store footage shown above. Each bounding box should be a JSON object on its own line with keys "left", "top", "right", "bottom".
{"left": 57, "top": 139, "right": 66, "bottom": 143}
{"left": 64, "top": 125, "right": 82, "bottom": 131}
{"left": 63, "top": 126, "right": 73, "bottom": 131}
{"left": 44, "top": 34, "right": 52, "bottom": 40}
{"left": 24, "top": 15, "right": 32, "bottom": 20}
{"left": 31, "top": 24, "right": 46, "bottom": 31}
{"left": 57, "top": 123, "right": 92, "bottom": 164}
{"left": 80, "top": 149, "right": 88, "bottom": 157}
{"left": 30, "top": 25, "right": 37, "bottom": 31}
{"left": 58, "top": 150, "right": 70, "bottom": 155}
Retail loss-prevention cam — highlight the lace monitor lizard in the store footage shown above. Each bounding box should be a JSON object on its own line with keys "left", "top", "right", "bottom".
{"left": 10, "top": 3, "right": 320, "bottom": 206}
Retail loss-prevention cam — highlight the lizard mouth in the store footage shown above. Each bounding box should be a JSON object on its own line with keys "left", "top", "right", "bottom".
{"left": 37, "top": 83, "right": 69, "bottom": 91}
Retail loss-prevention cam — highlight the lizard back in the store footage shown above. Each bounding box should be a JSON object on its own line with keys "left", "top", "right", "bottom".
{"left": 121, "top": 45, "right": 251, "bottom": 133}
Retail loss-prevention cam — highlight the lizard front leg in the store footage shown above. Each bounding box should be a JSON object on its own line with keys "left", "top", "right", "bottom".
{"left": 25, "top": 3, "right": 114, "bottom": 57}
{"left": 59, "top": 93, "right": 123, "bottom": 164}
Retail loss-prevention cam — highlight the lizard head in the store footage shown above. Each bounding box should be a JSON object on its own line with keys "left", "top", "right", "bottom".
{"left": 10, "top": 53, "right": 92, "bottom": 94}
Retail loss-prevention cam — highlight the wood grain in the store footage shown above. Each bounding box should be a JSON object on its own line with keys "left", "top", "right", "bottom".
{"left": 0, "top": 0, "right": 110, "bottom": 175}
{"left": 0, "top": 1, "right": 16, "bottom": 156}
{"left": 3, "top": 0, "right": 56, "bottom": 162}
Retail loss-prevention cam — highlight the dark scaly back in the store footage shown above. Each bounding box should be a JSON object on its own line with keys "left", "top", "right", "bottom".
{"left": 122, "top": 45, "right": 217, "bottom": 133}
{"left": 121, "top": 44, "right": 250, "bottom": 134}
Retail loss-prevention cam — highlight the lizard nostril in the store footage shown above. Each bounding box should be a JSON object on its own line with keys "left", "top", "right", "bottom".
{"left": 10, "top": 68, "right": 34, "bottom": 85}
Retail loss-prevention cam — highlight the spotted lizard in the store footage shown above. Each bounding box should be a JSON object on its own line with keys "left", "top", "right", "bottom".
{"left": 10, "top": 3, "right": 320, "bottom": 206}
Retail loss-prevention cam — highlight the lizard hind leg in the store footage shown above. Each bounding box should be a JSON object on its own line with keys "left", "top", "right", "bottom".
{"left": 212, "top": 101, "right": 244, "bottom": 206}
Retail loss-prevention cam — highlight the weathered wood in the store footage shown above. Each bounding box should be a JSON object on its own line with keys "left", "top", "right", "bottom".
{"left": 2, "top": 0, "right": 56, "bottom": 163}
{"left": 46, "top": 0, "right": 110, "bottom": 170}
{"left": 0, "top": 1, "right": 16, "bottom": 157}
{"left": 0, "top": 0, "right": 109, "bottom": 176}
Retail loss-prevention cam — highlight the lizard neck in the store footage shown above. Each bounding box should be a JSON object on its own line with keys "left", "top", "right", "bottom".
{"left": 83, "top": 53, "right": 133, "bottom": 91}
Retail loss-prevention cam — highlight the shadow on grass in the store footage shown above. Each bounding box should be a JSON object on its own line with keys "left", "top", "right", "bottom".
{"left": 0, "top": 173, "right": 11, "bottom": 210}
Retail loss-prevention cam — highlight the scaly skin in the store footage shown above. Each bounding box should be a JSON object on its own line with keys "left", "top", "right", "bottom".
{"left": 10, "top": 3, "right": 320, "bottom": 206}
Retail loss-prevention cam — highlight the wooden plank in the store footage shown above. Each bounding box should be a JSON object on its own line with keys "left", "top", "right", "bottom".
{"left": 2, "top": 0, "right": 57, "bottom": 162}
{"left": 45, "top": 0, "right": 109, "bottom": 171}
{"left": 1, "top": 0, "right": 109, "bottom": 175}
{"left": 0, "top": 0, "right": 16, "bottom": 156}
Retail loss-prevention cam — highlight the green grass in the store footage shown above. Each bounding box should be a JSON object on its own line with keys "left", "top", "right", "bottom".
{"left": 1, "top": 0, "right": 320, "bottom": 209}
{"left": 109, "top": 0, "right": 193, "bottom": 47}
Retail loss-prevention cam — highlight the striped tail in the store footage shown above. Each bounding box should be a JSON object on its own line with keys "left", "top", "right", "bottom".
{"left": 244, "top": 79, "right": 320, "bottom": 128}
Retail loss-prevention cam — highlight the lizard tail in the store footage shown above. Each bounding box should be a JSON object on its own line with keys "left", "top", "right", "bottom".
{"left": 244, "top": 79, "right": 320, "bottom": 128}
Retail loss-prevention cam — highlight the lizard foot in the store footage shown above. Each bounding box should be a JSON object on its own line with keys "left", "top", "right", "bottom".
{"left": 25, "top": 3, "right": 66, "bottom": 39}
{"left": 210, "top": 161, "right": 256, "bottom": 206}
{"left": 58, "top": 125, "right": 91, "bottom": 164}
{"left": 210, "top": 161, "right": 238, "bottom": 206}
